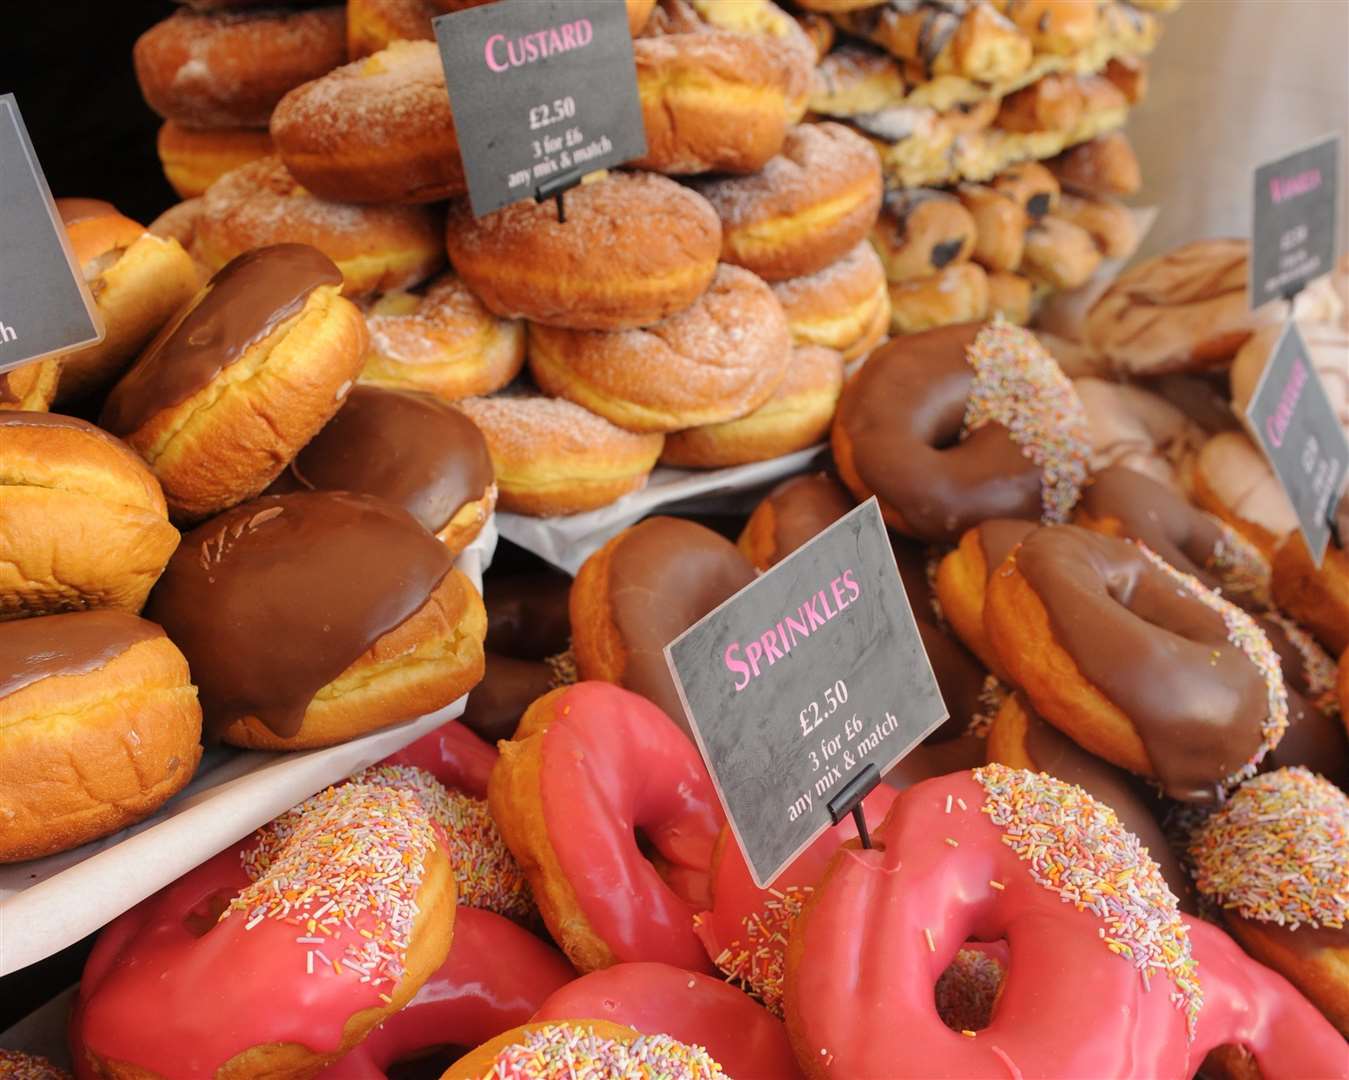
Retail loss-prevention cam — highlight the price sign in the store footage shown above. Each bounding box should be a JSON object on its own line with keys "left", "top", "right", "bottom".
{"left": 1244, "top": 321, "right": 1349, "bottom": 565}
{"left": 1250, "top": 134, "right": 1341, "bottom": 309}
{"left": 432, "top": 0, "right": 647, "bottom": 218}
{"left": 665, "top": 498, "right": 948, "bottom": 888}
{"left": 0, "top": 94, "right": 103, "bottom": 376}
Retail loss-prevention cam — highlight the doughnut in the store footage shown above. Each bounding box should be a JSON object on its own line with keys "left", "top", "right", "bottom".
{"left": 100, "top": 244, "right": 368, "bottom": 521}
{"left": 197, "top": 157, "right": 444, "bottom": 299}
{"left": 1054, "top": 191, "right": 1140, "bottom": 258}
{"left": 991, "top": 0, "right": 1100, "bottom": 55}
{"left": 887, "top": 262, "right": 991, "bottom": 335}
{"left": 935, "top": 517, "right": 1035, "bottom": 676}
{"left": 532, "top": 963, "right": 803, "bottom": 1078}
{"left": 358, "top": 273, "right": 524, "bottom": 402}
{"left": 0, "top": 358, "right": 60, "bottom": 412}
{"left": 346, "top": 0, "right": 437, "bottom": 58}
{"left": 832, "top": 320, "right": 1090, "bottom": 543}
{"left": 75, "top": 776, "right": 456, "bottom": 1077}
{"left": 770, "top": 241, "right": 889, "bottom": 360}
{"left": 446, "top": 171, "right": 721, "bottom": 331}
{"left": 810, "top": 43, "right": 906, "bottom": 118}
{"left": 660, "top": 344, "right": 843, "bottom": 468}
{"left": 529, "top": 263, "right": 792, "bottom": 433}
{"left": 0, "top": 1052, "right": 68, "bottom": 1079}
{"left": 870, "top": 188, "right": 977, "bottom": 284}
{"left": 147, "top": 197, "right": 206, "bottom": 264}
{"left": 133, "top": 7, "right": 347, "bottom": 129}
{"left": 1190, "top": 767, "right": 1349, "bottom": 1036}
{"left": 386, "top": 718, "right": 498, "bottom": 800}
{"left": 53, "top": 198, "right": 198, "bottom": 402}
{"left": 1072, "top": 375, "right": 1204, "bottom": 491}
{"left": 996, "top": 74, "right": 1084, "bottom": 136}
{"left": 144, "top": 490, "right": 486, "bottom": 749}
{"left": 156, "top": 121, "right": 272, "bottom": 199}
{"left": 1255, "top": 613, "right": 1349, "bottom": 789}
{"left": 0, "top": 610, "right": 201, "bottom": 863}
{"left": 984, "top": 525, "right": 1289, "bottom": 802}
{"left": 489, "top": 682, "right": 723, "bottom": 971}
{"left": 834, "top": 3, "right": 1032, "bottom": 84}
{"left": 444, "top": 1021, "right": 727, "bottom": 1078}
{"left": 1021, "top": 215, "right": 1102, "bottom": 290}
{"left": 737, "top": 471, "right": 855, "bottom": 571}
{"left": 1047, "top": 130, "right": 1141, "bottom": 197}
{"left": 269, "top": 385, "right": 496, "bottom": 556}
{"left": 986, "top": 270, "right": 1031, "bottom": 325}
{"left": 786, "top": 765, "right": 1203, "bottom": 1078}
{"left": 460, "top": 650, "right": 576, "bottom": 744}
{"left": 570, "top": 517, "right": 755, "bottom": 734}
{"left": 272, "top": 41, "right": 466, "bottom": 205}
{"left": 1271, "top": 527, "right": 1349, "bottom": 656}
{"left": 484, "top": 570, "right": 573, "bottom": 661}
{"left": 956, "top": 182, "right": 1027, "bottom": 272}
{"left": 1189, "top": 431, "right": 1297, "bottom": 554}
{"left": 692, "top": 123, "right": 883, "bottom": 282}
{"left": 457, "top": 393, "right": 664, "bottom": 516}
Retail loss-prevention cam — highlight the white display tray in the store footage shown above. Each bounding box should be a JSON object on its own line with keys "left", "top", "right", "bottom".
{"left": 0, "top": 520, "right": 497, "bottom": 977}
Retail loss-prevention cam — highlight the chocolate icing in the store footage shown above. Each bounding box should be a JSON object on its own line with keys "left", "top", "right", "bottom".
{"left": 606, "top": 517, "right": 756, "bottom": 735}
{"left": 1016, "top": 526, "right": 1268, "bottom": 802}
{"left": 976, "top": 518, "right": 1035, "bottom": 579}
{"left": 57, "top": 198, "right": 119, "bottom": 225}
{"left": 459, "top": 652, "right": 558, "bottom": 744}
{"left": 145, "top": 491, "right": 451, "bottom": 739}
{"left": 101, "top": 244, "right": 341, "bottom": 437}
{"left": 838, "top": 324, "right": 1041, "bottom": 543}
{"left": 0, "top": 610, "right": 163, "bottom": 701}
{"left": 1262, "top": 686, "right": 1349, "bottom": 791}
{"left": 764, "top": 472, "right": 854, "bottom": 566}
{"left": 484, "top": 571, "right": 573, "bottom": 660}
{"left": 279, "top": 386, "right": 493, "bottom": 534}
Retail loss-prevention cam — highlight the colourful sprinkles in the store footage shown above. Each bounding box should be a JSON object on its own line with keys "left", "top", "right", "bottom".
{"left": 1189, "top": 767, "right": 1349, "bottom": 930}
{"left": 966, "top": 675, "right": 1006, "bottom": 740}
{"left": 973, "top": 764, "right": 1203, "bottom": 1037}
{"left": 483, "top": 1024, "right": 725, "bottom": 1079}
{"left": 707, "top": 884, "right": 812, "bottom": 1017}
{"left": 934, "top": 947, "right": 1006, "bottom": 1034}
{"left": 1207, "top": 518, "right": 1272, "bottom": 607}
{"left": 961, "top": 319, "right": 1089, "bottom": 525}
{"left": 0, "top": 1050, "right": 69, "bottom": 1080}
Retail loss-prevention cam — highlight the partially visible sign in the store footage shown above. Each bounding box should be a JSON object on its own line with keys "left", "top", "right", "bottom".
{"left": 0, "top": 94, "right": 103, "bottom": 375}
{"left": 1250, "top": 134, "right": 1341, "bottom": 309}
{"left": 665, "top": 499, "right": 948, "bottom": 888}
{"left": 433, "top": 0, "right": 646, "bottom": 218}
{"left": 1244, "top": 321, "right": 1349, "bottom": 565}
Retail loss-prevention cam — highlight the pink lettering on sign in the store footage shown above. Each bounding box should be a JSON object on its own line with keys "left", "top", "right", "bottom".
{"left": 483, "top": 19, "right": 594, "bottom": 73}
{"left": 1265, "top": 356, "right": 1308, "bottom": 449}
{"left": 1270, "top": 168, "right": 1322, "bottom": 204}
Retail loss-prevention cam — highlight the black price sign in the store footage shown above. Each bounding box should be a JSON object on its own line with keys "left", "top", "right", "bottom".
{"left": 1244, "top": 321, "right": 1349, "bottom": 566}
{"left": 432, "top": 0, "right": 647, "bottom": 218}
{"left": 1250, "top": 134, "right": 1341, "bottom": 309}
{"left": 665, "top": 499, "right": 948, "bottom": 888}
{"left": 0, "top": 94, "right": 103, "bottom": 375}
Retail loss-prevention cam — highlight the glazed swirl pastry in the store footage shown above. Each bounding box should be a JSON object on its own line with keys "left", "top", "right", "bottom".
{"left": 832, "top": 320, "right": 1090, "bottom": 543}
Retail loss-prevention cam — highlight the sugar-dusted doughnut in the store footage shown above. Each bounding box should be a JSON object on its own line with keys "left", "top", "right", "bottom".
{"left": 833, "top": 320, "right": 1090, "bottom": 542}
{"left": 887, "top": 262, "right": 990, "bottom": 335}
{"left": 1072, "top": 375, "right": 1204, "bottom": 491}
{"left": 197, "top": 157, "right": 445, "bottom": 299}
{"left": 985, "top": 525, "right": 1289, "bottom": 802}
{"left": 1048, "top": 130, "right": 1141, "bottom": 197}
{"left": 1189, "top": 431, "right": 1297, "bottom": 554}
{"left": 156, "top": 121, "right": 272, "bottom": 199}
{"left": 0, "top": 412, "right": 179, "bottom": 619}
{"left": 935, "top": 517, "right": 1035, "bottom": 676}
{"left": 956, "top": 182, "right": 1027, "bottom": 272}
{"left": 270, "top": 386, "right": 495, "bottom": 556}
{"left": 146, "top": 491, "right": 485, "bottom": 749}
{"left": 1055, "top": 191, "right": 1140, "bottom": 259}
{"left": 272, "top": 41, "right": 465, "bottom": 205}
{"left": 571, "top": 518, "right": 755, "bottom": 733}
{"left": 447, "top": 171, "right": 721, "bottom": 331}
{"left": 489, "top": 683, "right": 723, "bottom": 971}
{"left": 871, "top": 188, "right": 977, "bottom": 284}
{"left": 1022, "top": 215, "right": 1102, "bottom": 291}
{"left": 738, "top": 471, "right": 855, "bottom": 571}
{"left": 133, "top": 7, "right": 346, "bottom": 129}
{"left": 458, "top": 393, "right": 663, "bottom": 516}
{"left": 771, "top": 241, "right": 889, "bottom": 360}
{"left": 346, "top": 0, "right": 437, "bottom": 57}
{"left": 101, "top": 244, "right": 368, "bottom": 520}
{"left": 693, "top": 123, "right": 882, "bottom": 282}
{"left": 529, "top": 264, "right": 792, "bottom": 433}
{"left": 444, "top": 1021, "right": 728, "bottom": 1078}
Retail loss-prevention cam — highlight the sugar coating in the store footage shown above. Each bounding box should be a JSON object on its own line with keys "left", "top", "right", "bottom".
{"left": 459, "top": 394, "right": 658, "bottom": 459}
{"left": 483, "top": 1024, "right": 725, "bottom": 1078}
{"left": 366, "top": 275, "right": 511, "bottom": 366}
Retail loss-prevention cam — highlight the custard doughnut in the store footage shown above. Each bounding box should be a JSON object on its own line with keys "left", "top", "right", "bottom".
{"left": 990, "top": 0, "right": 1100, "bottom": 55}
{"left": 935, "top": 518, "right": 1035, "bottom": 676}
{"left": 737, "top": 471, "right": 854, "bottom": 571}
{"left": 133, "top": 7, "right": 347, "bottom": 129}
{"left": 1190, "top": 767, "right": 1349, "bottom": 1036}
{"left": 786, "top": 766, "right": 1204, "bottom": 1078}
{"left": 834, "top": 3, "right": 1032, "bottom": 84}
{"left": 570, "top": 517, "right": 755, "bottom": 732}
{"left": 832, "top": 321, "right": 1089, "bottom": 542}
{"left": 1054, "top": 191, "right": 1139, "bottom": 259}
{"left": 0, "top": 359, "right": 60, "bottom": 412}
{"left": 985, "top": 525, "right": 1289, "bottom": 801}
{"left": 693, "top": 123, "right": 883, "bottom": 282}
{"left": 346, "top": 0, "right": 437, "bottom": 57}
{"left": 1072, "top": 375, "right": 1204, "bottom": 491}
{"left": 660, "top": 345, "right": 842, "bottom": 468}
{"left": 771, "top": 241, "right": 889, "bottom": 360}
{"left": 1271, "top": 526, "right": 1349, "bottom": 655}
{"left": 1048, "top": 130, "right": 1141, "bottom": 197}
{"left": 458, "top": 393, "right": 663, "bottom": 516}
{"left": 489, "top": 683, "right": 722, "bottom": 971}
{"left": 956, "top": 182, "right": 1027, "bottom": 272}
{"left": 145, "top": 491, "right": 486, "bottom": 749}
{"left": 101, "top": 244, "right": 368, "bottom": 521}
{"left": 870, "top": 189, "right": 977, "bottom": 284}
{"left": 888, "top": 262, "right": 990, "bottom": 335}
{"left": 157, "top": 121, "right": 272, "bottom": 199}
{"left": 445, "top": 1021, "right": 728, "bottom": 1078}
{"left": 529, "top": 264, "right": 792, "bottom": 433}
{"left": 76, "top": 777, "right": 455, "bottom": 1078}
{"left": 0, "top": 412, "right": 179, "bottom": 620}
{"left": 0, "top": 610, "right": 200, "bottom": 863}
{"left": 198, "top": 157, "right": 444, "bottom": 298}
{"left": 273, "top": 41, "right": 465, "bottom": 205}
{"left": 985, "top": 270, "right": 1031, "bottom": 325}
{"left": 270, "top": 386, "right": 495, "bottom": 556}
{"left": 1022, "top": 215, "right": 1102, "bottom": 291}
{"left": 1189, "top": 431, "right": 1297, "bottom": 554}
{"left": 0, "top": 1052, "right": 68, "bottom": 1079}
{"left": 446, "top": 171, "right": 721, "bottom": 331}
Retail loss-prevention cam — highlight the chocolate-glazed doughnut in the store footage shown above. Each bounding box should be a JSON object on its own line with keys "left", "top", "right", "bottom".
{"left": 985, "top": 525, "right": 1289, "bottom": 802}
{"left": 1255, "top": 613, "right": 1349, "bottom": 790}
{"left": 737, "top": 472, "right": 855, "bottom": 571}
{"left": 935, "top": 518, "right": 1035, "bottom": 677}
{"left": 484, "top": 571, "right": 573, "bottom": 660}
{"left": 832, "top": 320, "right": 1089, "bottom": 543}
{"left": 146, "top": 490, "right": 485, "bottom": 749}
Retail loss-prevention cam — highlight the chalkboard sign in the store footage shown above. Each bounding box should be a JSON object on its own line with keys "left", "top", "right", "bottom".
{"left": 1250, "top": 134, "right": 1341, "bottom": 309}
{"left": 665, "top": 498, "right": 948, "bottom": 888}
